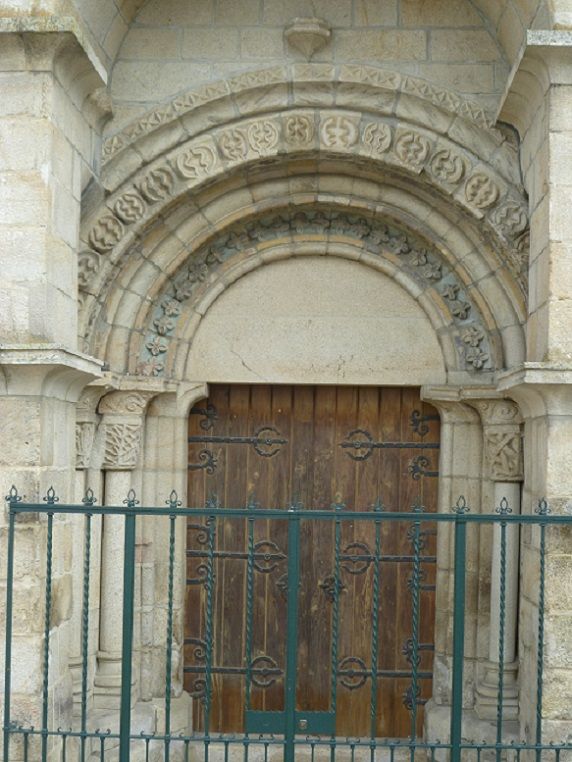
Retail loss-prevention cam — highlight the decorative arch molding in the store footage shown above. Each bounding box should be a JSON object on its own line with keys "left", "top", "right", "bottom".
{"left": 82, "top": 107, "right": 528, "bottom": 304}
{"left": 85, "top": 67, "right": 528, "bottom": 264}
{"left": 100, "top": 65, "right": 498, "bottom": 169}
{"left": 135, "top": 207, "right": 496, "bottom": 380}
{"left": 82, "top": 175, "right": 526, "bottom": 386}
{"left": 80, "top": 71, "right": 529, "bottom": 382}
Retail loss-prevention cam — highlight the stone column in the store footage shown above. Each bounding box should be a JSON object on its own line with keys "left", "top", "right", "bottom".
{"left": 69, "top": 387, "right": 110, "bottom": 719}
{"left": 93, "top": 391, "right": 153, "bottom": 711}
{"left": 466, "top": 399, "right": 523, "bottom": 722}
{"left": 138, "top": 384, "right": 206, "bottom": 737}
{"left": 420, "top": 387, "right": 484, "bottom": 745}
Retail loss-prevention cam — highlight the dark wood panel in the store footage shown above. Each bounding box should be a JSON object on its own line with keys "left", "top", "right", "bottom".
{"left": 185, "top": 385, "right": 440, "bottom": 738}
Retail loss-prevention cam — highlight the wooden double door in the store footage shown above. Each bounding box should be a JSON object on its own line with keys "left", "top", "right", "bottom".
{"left": 185, "top": 385, "right": 440, "bottom": 738}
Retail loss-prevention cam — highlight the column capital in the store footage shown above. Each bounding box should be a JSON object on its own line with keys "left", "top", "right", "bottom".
{"left": 463, "top": 394, "right": 523, "bottom": 482}
{"left": 99, "top": 390, "right": 156, "bottom": 471}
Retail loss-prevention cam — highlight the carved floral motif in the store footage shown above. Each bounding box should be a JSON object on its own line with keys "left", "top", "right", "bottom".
{"left": 218, "top": 129, "right": 248, "bottom": 161}
{"left": 175, "top": 144, "right": 217, "bottom": 179}
{"left": 136, "top": 208, "right": 492, "bottom": 377}
{"left": 465, "top": 173, "right": 499, "bottom": 209}
{"left": 394, "top": 131, "right": 430, "bottom": 169}
{"left": 88, "top": 215, "right": 124, "bottom": 253}
{"left": 247, "top": 121, "right": 279, "bottom": 154}
{"left": 284, "top": 114, "right": 314, "bottom": 145}
{"left": 429, "top": 149, "right": 466, "bottom": 184}
{"left": 491, "top": 201, "right": 528, "bottom": 238}
{"left": 113, "top": 192, "right": 146, "bottom": 224}
{"left": 320, "top": 116, "right": 358, "bottom": 148}
{"left": 137, "top": 167, "right": 175, "bottom": 202}
{"left": 78, "top": 250, "right": 100, "bottom": 289}
{"left": 362, "top": 123, "right": 392, "bottom": 155}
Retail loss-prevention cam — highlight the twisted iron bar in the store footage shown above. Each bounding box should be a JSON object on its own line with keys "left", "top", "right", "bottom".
{"left": 495, "top": 497, "right": 512, "bottom": 750}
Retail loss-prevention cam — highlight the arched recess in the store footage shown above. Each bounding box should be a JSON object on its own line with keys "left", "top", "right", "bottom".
{"left": 80, "top": 68, "right": 528, "bottom": 384}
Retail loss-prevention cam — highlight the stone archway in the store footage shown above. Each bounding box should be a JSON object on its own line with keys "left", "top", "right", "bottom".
{"left": 76, "top": 67, "right": 530, "bottom": 748}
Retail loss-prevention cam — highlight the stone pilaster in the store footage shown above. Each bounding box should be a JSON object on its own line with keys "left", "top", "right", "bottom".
{"left": 0, "top": 348, "right": 101, "bottom": 746}
{"left": 499, "top": 367, "right": 572, "bottom": 746}
{"left": 465, "top": 397, "right": 523, "bottom": 722}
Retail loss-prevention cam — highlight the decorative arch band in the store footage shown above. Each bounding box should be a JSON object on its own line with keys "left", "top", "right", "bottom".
{"left": 135, "top": 207, "right": 494, "bottom": 378}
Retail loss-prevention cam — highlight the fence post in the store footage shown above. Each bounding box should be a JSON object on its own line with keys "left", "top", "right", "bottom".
{"left": 450, "top": 498, "right": 469, "bottom": 762}
{"left": 2, "top": 491, "right": 18, "bottom": 762}
{"left": 119, "top": 491, "right": 138, "bottom": 762}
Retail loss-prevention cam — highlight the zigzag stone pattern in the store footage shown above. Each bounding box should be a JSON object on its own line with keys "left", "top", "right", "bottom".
{"left": 134, "top": 208, "right": 493, "bottom": 378}
{"left": 101, "top": 65, "right": 494, "bottom": 164}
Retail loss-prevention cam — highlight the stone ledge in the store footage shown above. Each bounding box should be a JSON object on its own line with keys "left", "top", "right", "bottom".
{"left": 0, "top": 344, "right": 103, "bottom": 399}
{"left": 0, "top": 16, "right": 107, "bottom": 84}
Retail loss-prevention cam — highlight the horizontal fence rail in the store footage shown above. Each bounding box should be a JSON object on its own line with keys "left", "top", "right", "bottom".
{"left": 1, "top": 487, "right": 572, "bottom": 762}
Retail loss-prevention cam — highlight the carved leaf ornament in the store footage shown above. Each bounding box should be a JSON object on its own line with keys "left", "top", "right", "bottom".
{"left": 135, "top": 208, "right": 493, "bottom": 377}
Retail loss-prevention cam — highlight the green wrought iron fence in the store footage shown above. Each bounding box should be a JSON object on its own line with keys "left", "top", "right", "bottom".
{"left": 2, "top": 486, "right": 572, "bottom": 762}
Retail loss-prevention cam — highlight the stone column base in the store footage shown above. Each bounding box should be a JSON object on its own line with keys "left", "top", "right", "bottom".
{"left": 94, "top": 651, "right": 137, "bottom": 710}
{"left": 475, "top": 660, "right": 519, "bottom": 721}
{"left": 425, "top": 699, "right": 519, "bottom": 762}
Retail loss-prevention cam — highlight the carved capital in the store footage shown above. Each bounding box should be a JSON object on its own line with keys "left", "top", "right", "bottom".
{"left": 102, "top": 422, "right": 143, "bottom": 470}
{"left": 466, "top": 398, "right": 523, "bottom": 482}
{"left": 76, "top": 421, "right": 96, "bottom": 470}
{"left": 98, "top": 391, "right": 154, "bottom": 416}
{"left": 482, "top": 429, "right": 523, "bottom": 481}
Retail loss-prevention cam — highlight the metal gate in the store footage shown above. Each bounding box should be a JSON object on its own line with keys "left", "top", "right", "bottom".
{"left": 3, "top": 487, "right": 572, "bottom": 762}
{"left": 185, "top": 498, "right": 437, "bottom": 746}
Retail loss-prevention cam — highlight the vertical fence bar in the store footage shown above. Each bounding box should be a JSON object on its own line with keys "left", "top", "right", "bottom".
{"left": 203, "top": 499, "right": 217, "bottom": 762}
{"left": 369, "top": 502, "right": 382, "bottom": 757}
{"left": 80, "top": 491, "right": 95, "bottom": 762}
{"left": 41, "top": 488, "right": 57, "bottom": 762}
{"left": 535, "top": 500, "right": 549, "bottom": 761}
{"left": 329, "top": 503, "right": 343, "bottom": 762}
{"left": 450, "top": 498, "right": 469, "bottom": 762}
{"left": 119, "top": 490, "right": 138, "bottom": 762}
{"left": 165, "top": 491, "right": 181, "bottom": 762}
{"left": 3, "top": 490, "right": 18, "bottom": 762}
{"left": 244, "top": 507, "right": 255, "bottom": 713}
{"left": 408, "top": 502, "right": 424, "bottom": 750}
{"left": 284, "top": 506, "right": 301, "bottom": 762}
{"left": 496, "top": 498, "right": 511, "bottom": 757}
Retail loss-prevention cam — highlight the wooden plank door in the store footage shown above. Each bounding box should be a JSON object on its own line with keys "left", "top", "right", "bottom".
{"left": 184, "top": 385, "right": 440, "bottom": 738}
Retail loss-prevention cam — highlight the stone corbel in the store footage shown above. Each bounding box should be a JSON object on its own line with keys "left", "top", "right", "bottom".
{"left": 98, "top": 391, "right": 155, "bottom": 471}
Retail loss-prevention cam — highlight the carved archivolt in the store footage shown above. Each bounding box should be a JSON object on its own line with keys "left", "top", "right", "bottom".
{"left": 101, "top": 65, "right": 494, "bottom": 164}
{"left": 85, "top": 108, "right": 527, "bottom": 282}
{"left": 134, "top": 208, "right": 493, "bottom": 378}
{"left": 83, "top": 73, "right": 529, "bottom": 328}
